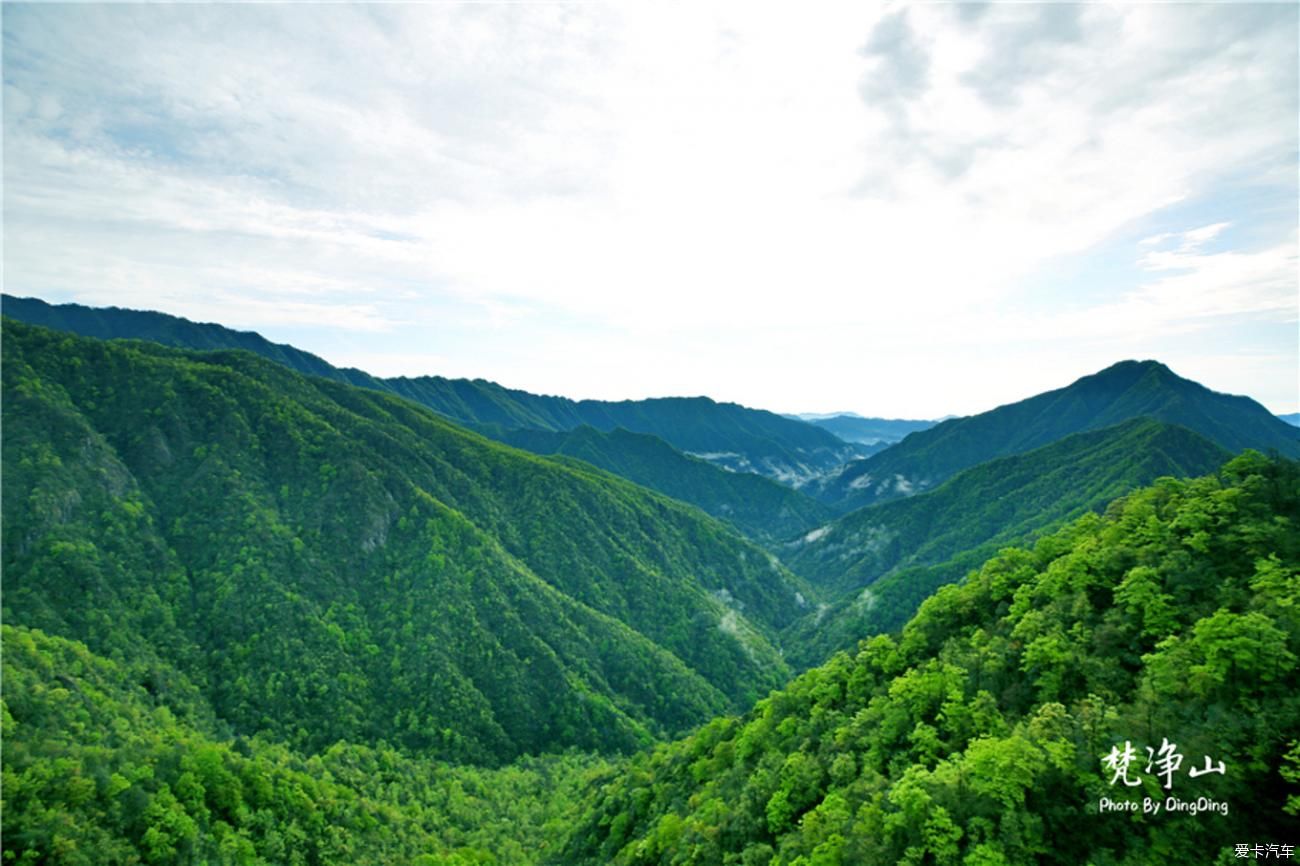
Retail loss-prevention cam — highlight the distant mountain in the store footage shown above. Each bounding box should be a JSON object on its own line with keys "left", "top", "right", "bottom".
{"left": 798, "top": 414, "right": 937, "bottom": 446}
{"left": 3, "top": 319, "right": 812, "bottom": 763}
{"left": 499, "top": 426, "right": 833, "bottom": 543}
{"left": 779, "top": 417, "right": 1231, "bottom": 667}
{"left": 1280, "top": 412, "right": 1300, "bottom": 427}
{"left": 2, "top": 295, "right": 864, "bottom": 486}
{"left": 387, "top": 380, "right": 866, "bottom": 485}
{"left": 813, "top": 359, "right": 1300, "bottom": 510}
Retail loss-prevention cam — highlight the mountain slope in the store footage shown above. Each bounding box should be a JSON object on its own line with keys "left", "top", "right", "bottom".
{"left": 3, "top": 319, "right": 809, "bottom": 762}
{"left": 815, "top": 359, "right": 1300, "bottom": 510}
{"left": 350, "top": 379, "right": 865, "bottom": 486}
{"left": 500, "top": 426, "right": 834, "bottom": 542}
{"left": 787, "top": 417, "right": 1230, "bottom": 597}
{"left": 562, "top": 454, "right": 1300, "bottom": 865}
{"left": 779, "top": 418, "right": 1231, "bottom": 667}
{"left": 2, "top": 624, "right": 611, "bottom": 865}
{"left": 1281, "top": 412, "right": 1300, "bottom": 427}
{"left": 3, "top": 295, "right": 864, "bottom": 486}
{"left": 1, "top": 293, "right": 385, "bottom": 389}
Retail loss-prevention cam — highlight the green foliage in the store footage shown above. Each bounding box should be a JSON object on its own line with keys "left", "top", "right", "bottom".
{"left": 502, "top": 426, "right": 833, "bottom": 543}
{"left": 2, "top": 293, "right": 384, "bottom": 390}
{"left": 2, "top": 295, "right": 866, "bottom": 487}
{"left": 781, "top": 418, "right": 1232, "bottom": 667}
{"left": 2, "top": 625, "right": 610, "bottom": 865}
{"left": 2, "top": 319, "right": 807, "bottom": 762}
{"left": 562, "top": 456, "right": 1300, "bottom": 864}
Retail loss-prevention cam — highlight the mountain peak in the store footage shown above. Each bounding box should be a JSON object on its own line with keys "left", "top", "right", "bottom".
{"left": 1088, "top": 358, "right": 1174, "bottom": 381}
{"left": 816, "top": 357, "right": 1299, "bottom": 511}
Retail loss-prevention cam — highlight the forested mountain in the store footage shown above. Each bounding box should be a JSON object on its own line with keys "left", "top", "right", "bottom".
{"left": 500, "top": 426, "right": 833, "bottom": 543}
{"left": 0, "top": 293, "right": 385, "bottom": 390}
{"left": 3, "top": 624, "right": 611, "bottom": 865}
{"left": 416, "top": 387, "right": 863, "bottom": 486}
{"left": 779, "top": 418, "right": 1231, "bottom": 667}
{"left": 563, "top": 453, "right": 1300, "bottom": 865}
{"left": 3, "top": 319, "right": 811, "bottom": 764}
{"left": 2, "top": 295, "right": 864, "bottom": 487}
{"left": 814, "top": 359, "right": 1300, "bottom": 510}
{"left": 6, "top": 305, "right": 1297, "bottom": 865}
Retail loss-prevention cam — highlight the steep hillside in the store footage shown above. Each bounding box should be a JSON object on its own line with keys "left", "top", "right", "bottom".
{"left": 780, "top": 418, "right": 1231, "bottom": 667}
{"left": 2, "top": 624, "right": 611, "bottom": 865}
{"left": 3, "top": 319, "right": 809, "bottom": 763}
{"left": 816, "top": 360, "right": 1300, "bottom": 510}
{"left": 1, "top": 293, "right": 384, "bottom": 389}
{"left": 788, "top": 418, "right": 1229, "bottom": 597}
{"left": 501, "top": 426, "right": 833, "bottom": 543}
{"left": 324, "top": 379, "right": 865, "bottom": 486}
{"left": 563, "top": 454, "right": 1300, "bottom": 865}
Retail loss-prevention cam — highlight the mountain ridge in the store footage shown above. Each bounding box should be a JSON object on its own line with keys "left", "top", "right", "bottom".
{"left": 813, "top": 358, "right": 1299, "bottom": 510}
{"left": 2, "top": 318, "right": 810, "bottom": 763}
{"left": 779, "top": 415, "right": 1232, "bottom": 666}
{"left": 2, "top": 294, "right": 865, "bottom": 487}
{"left": 562, "top": 453, "right": 1300, "bottom": 864}
{"left": 499, "top": 425, "right": 833, "bottom": 543}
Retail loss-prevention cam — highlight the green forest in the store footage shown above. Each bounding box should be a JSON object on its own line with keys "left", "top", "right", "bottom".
{"left": 564, "top": 452, "right": 1300, "bottom": 865}
{"left": 3, "top": 315, "right": 1298, "bottom": 864}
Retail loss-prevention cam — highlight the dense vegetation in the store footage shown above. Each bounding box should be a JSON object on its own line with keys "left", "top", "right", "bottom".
{"left": 789, "top": 418, "right": 1229, "bottom": 596}
{"left": 3, "top": 625, "right": 610, "bottom": 865}
{"left": 2, "top": 295, "right": 863, "bottom": 487}
{"left": 501, "top": 426, "right": 832, "bottom": 543}
{"left": 0, "top": 294, "right": 385, "bottom": 390}
{"left": 3, "top": 319, "right": 809, "bottom": 763}
{"left": 6, "top": 304, "right": 1298, "bottom": 865}
{"left": 816, "top": 360, "right": 1300, "bottom": 510}
{"left": 779, "top": 419, "right": 1231, "bottom": 667}
{"left": 565, "top": 453, "right": 1300, "bottom": 864}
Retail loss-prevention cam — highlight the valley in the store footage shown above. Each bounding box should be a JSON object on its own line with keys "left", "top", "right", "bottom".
{"left": 3, "top": 300, "right": 1298, "bottom": 864}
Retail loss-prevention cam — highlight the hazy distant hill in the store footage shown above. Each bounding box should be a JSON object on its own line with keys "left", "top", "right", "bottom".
{"left": 1280, "top": 412, "right": 1300, "bottom": 427}
{"left": 385, "top": 379, "right": 865, "bottom": 485}
{"left": 794, "top": 413, "right": 937, "bottom": 446}
{"left": 3, "top": 319, "right": 811, "bottom": 763}
{"left": 814, "top": 359, "right": 1300, "bottom": 510}
{"left": 3, "top": 295, "right": 864, "bottom": 487}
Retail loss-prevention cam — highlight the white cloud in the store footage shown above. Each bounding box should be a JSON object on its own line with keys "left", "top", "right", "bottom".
{"left": 2, "top": 2, "right": 1296, "bottom": 415}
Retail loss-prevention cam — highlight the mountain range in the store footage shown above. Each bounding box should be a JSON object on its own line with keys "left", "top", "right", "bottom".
{"left": 809, "top": 358, "right": 1299, "bottom": 511}
{"left": 4, "top": 296, "right": 1299, "bottom": 863}
{"left": 562, "top": 454, "right": 1300, "bottom": 864}
{"left": 2, "top": 295, "right": 866, "bottom": 488}
{"left": 779, "top": 416, "right": 1232, "bottom": 666}
{"left": 499, "top": 425, "right": 833, "bottom": 542}
{"left": 3, "top": 318, "right": 810, "bottom": 764}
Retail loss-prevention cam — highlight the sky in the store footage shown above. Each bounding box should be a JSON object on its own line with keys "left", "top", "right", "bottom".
{"left": 3, "top": 2, "right": 1297, "bottom": 418}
